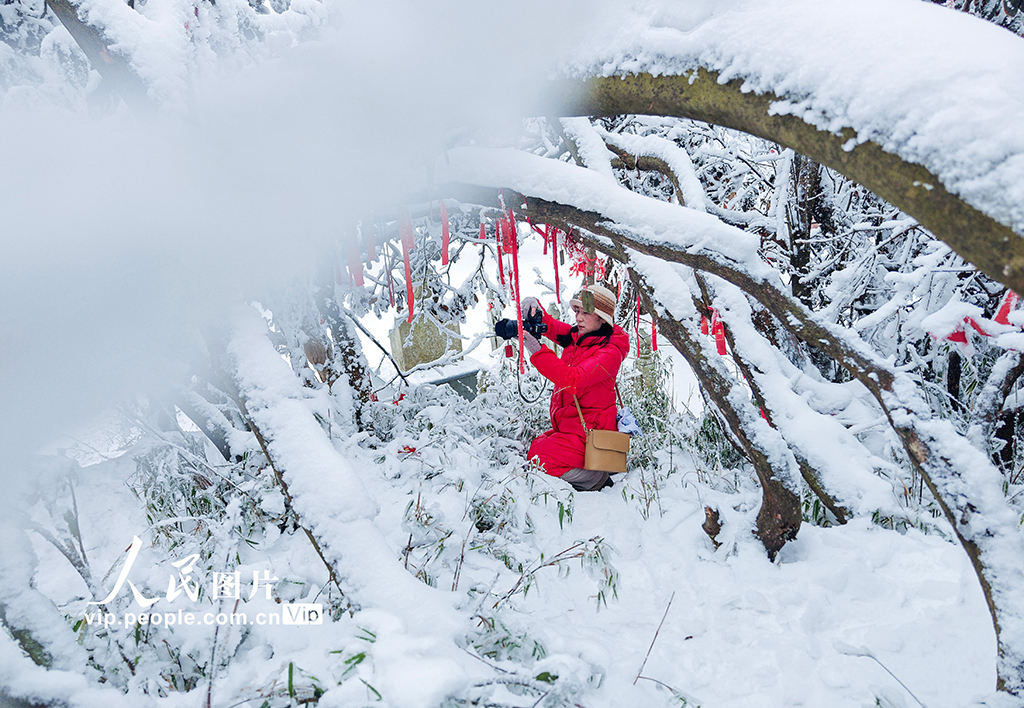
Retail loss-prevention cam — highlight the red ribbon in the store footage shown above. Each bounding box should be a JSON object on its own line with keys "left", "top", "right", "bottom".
{"left": 947, "top": 328, "right": 969, "bottom": 344}
{"left": 996, "top": 290, "right": 1019, "bottom": 325}
{"left": 652, "top": 322, "right": 657, "bottom": 351}
{"left": 365, "top": 224, "right": 376, "bottom": 262}
{"left": 440, "top": 200, "right": 450, "bottom": 266}
{"left": 349, "top": 242, "right": 364, "bottom": 287}
{"left": 509, "top": 211, "right": 525, "bottom": 374}
{"left": 710, "top": 309, "right": 727, "bottom": 355}
{"left": 495, "top": 218, "right": 506, "bottom": 288}
{"left": 400, "top": 211, "right": 415, "bottom": 323}
{"left": 636, "top": 295, "right": 641, "bottom": 356}
{"left": 552, "top": 227, "right": 560, "bottom": 303}
{"left": 479, "top": 222, "right": 486, "bottom": 240}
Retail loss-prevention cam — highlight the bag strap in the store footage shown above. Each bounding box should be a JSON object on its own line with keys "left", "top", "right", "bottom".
{"left": 572, "top": 395, "right": 589, "bottom": 433}
{"left": 614, "top": 382, "right": 623, "bottom": 408}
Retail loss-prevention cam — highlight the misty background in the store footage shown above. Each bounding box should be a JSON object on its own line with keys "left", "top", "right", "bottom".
{"left": 0, "top": 0, "right": 607, "bottom": 468}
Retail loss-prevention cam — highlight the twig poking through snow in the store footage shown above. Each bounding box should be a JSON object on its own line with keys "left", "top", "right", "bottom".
{"left": 634, "top": 591, "right": 675, "bottom": 685}
{"left": 834, "top": 642, "right": 927, "bottom": 708}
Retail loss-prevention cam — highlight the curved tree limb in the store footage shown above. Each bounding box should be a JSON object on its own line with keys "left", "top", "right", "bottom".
{"left": 627, "top": 266, "right": 802, "bottom": 558}
{"left": 969, "top": 351, "right": 1024, "bottom": 458}
{"left": 690, "top": 273, "right": 850, "bottom": 525}
{"left": 44, "top": 0, "right": 149, "bottom": 109}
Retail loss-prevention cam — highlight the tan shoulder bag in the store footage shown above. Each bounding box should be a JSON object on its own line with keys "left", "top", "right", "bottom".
{"left": 573, "top": 395, "right": 630, "bottom": 474}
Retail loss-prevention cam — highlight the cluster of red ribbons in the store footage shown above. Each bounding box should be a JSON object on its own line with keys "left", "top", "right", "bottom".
{"left": 491, "top": 209, "right": 528, "bottom": 373}
{"left": 343, "top": 225, "right": 376, "bottom": 289}
{"left": 346, "top": 202, "right": 457, "bottom": 324}
{"left": 399, "top": 211, "right": 416, "bottom": 323}
{"left": 942, "top": 290, "right": 1019, "bottom": 346}
{"left": 700, "top": 308, "right": 728, "bottom": 355}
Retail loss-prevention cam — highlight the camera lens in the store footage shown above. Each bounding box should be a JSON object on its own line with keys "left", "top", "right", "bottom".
{"left": 494, "top": 319, "right": 519, "bottom": 340}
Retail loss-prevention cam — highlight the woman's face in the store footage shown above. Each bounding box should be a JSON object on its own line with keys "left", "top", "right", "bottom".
{"left": 572, "top": 305, "right": 604, "bottom": 335}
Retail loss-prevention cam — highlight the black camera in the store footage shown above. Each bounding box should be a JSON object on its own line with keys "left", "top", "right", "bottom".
{"left": 495, "top": 310, "right": 547, "bottom": 340}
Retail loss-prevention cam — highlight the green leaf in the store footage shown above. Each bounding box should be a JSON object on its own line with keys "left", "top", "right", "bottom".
{"left": 535, "top": 671, "right": 558, "bottom": 683}
{"left": 359, "top": 678, "right": 382, "bottom": 701}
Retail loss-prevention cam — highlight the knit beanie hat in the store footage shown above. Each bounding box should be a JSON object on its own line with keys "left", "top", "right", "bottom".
{"left": 570, "top": 284, "right": 617, "bottom": 326}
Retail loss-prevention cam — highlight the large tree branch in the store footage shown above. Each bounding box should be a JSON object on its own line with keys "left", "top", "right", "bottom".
{"left": 627, "top": 266, "right": 802, "bottom": 558}
{"left": 44, "top": 0, "right": 149, "bottom": 109}
{"left": 690, "top": 273, "right": 851, "bottom": 525}
{"left": 551, "top": 71, "right": 1024, "bottom": 294}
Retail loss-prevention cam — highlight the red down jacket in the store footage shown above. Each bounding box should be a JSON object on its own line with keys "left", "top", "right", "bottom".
{"left": 526, "top": 310, "right": 629, "bottom": 477}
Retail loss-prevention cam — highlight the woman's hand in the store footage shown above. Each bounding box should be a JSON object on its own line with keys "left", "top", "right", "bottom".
{"left": 521, "top": 297, "right": 542, "bottom": 318}
{"left": 522, "top": 331, "right": 543, "bottom": 355}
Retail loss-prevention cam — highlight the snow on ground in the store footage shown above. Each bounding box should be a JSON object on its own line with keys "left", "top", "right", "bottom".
{"left": 30, "top": 403, "right": 994, "bottom": 708}
{"left": 501, "top": 487, "right": 993, "bottom": 708}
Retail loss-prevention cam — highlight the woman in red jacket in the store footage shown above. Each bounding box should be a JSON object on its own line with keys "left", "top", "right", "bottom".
{"left": 520, "top": 284, "right": 629, "bottom": 491}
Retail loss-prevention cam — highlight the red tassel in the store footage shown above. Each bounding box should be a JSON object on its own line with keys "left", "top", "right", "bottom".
{"left": 440, "top": 200, "right": 450, "bottom": 266}
{"left": 349, "top": 242, "right": 364, "bottom": 287}
{"left": 510, "top": 213, "right": 525, "bottom": 374}
{"left": 714, "top": 321, "right": 727, "bottom": 355}
{"left": 365, "top": 224, "right": 376, "bottom": 262}
{"left": 652, "top": 322, "right": 657, "bottom": 351}
{"left": 996, "top": 290, "right": 1019, "bottom": 325}
{"left": 630, "top": 295, "right": 638, "bottom": 356}
{"left": 947, "top": 328, "right": 968, "bottom": 344}
{"left": 400, "top": 211, "right": 415, "bottom": 323}
{"left": 700, "top": 315, "right": 709, "bottom": 335}
{"left": 552, "top": 228, "right": 561, "bottom": 303}
{"left": 495, "top": 219, "right": 506, "bottom": 288}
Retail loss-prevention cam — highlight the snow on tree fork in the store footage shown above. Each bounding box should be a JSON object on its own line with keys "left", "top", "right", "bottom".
{"left": 223, "top": 311, "right": 472, "bottom": 707}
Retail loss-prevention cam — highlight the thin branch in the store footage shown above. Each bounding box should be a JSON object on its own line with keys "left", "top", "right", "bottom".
{"left": 634, "top": 592, "right": 674, "bottom": 684}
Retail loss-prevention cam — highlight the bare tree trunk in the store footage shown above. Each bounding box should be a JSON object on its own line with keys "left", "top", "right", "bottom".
{"left": 691, "top": 273, "right": 850, "bottom": 525}
{"left": 44, "top": 0, "right": 149, "bottom": 109}
{"left": 313, "top": 273, "right": 374, "bottom": 430}
{"left": 629, "top": 269, "right": 802, "bottom": 559}
{"left": 202, "top": 329, "right": 349, "bottom": 602}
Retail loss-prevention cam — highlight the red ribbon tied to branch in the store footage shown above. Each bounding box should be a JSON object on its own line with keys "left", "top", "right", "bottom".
{"left": 710, "top": 309, "right": 727, "bottom": 355}
{"left": 348, "top": 241, "right": 364, "bottom": 287}
{"left": 551, "top": 227, "right": 561, "bottom": 303}
{"left": 400, "top": 211, "right": 415, "bottom": 323}
{"left": 932, "top": 290, "right": 1020, "bottom": 352}
{"left": 439, "top": 200, "right": 450, "bottom": 266}
{"left": 495, "top": 218, "right": 506, "bottom": 288}
{"left": 701, "top": 309, "right": 727, "bottom": 354}
{"left": 509, "top": 211, "right": 526, "bottom": 374}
